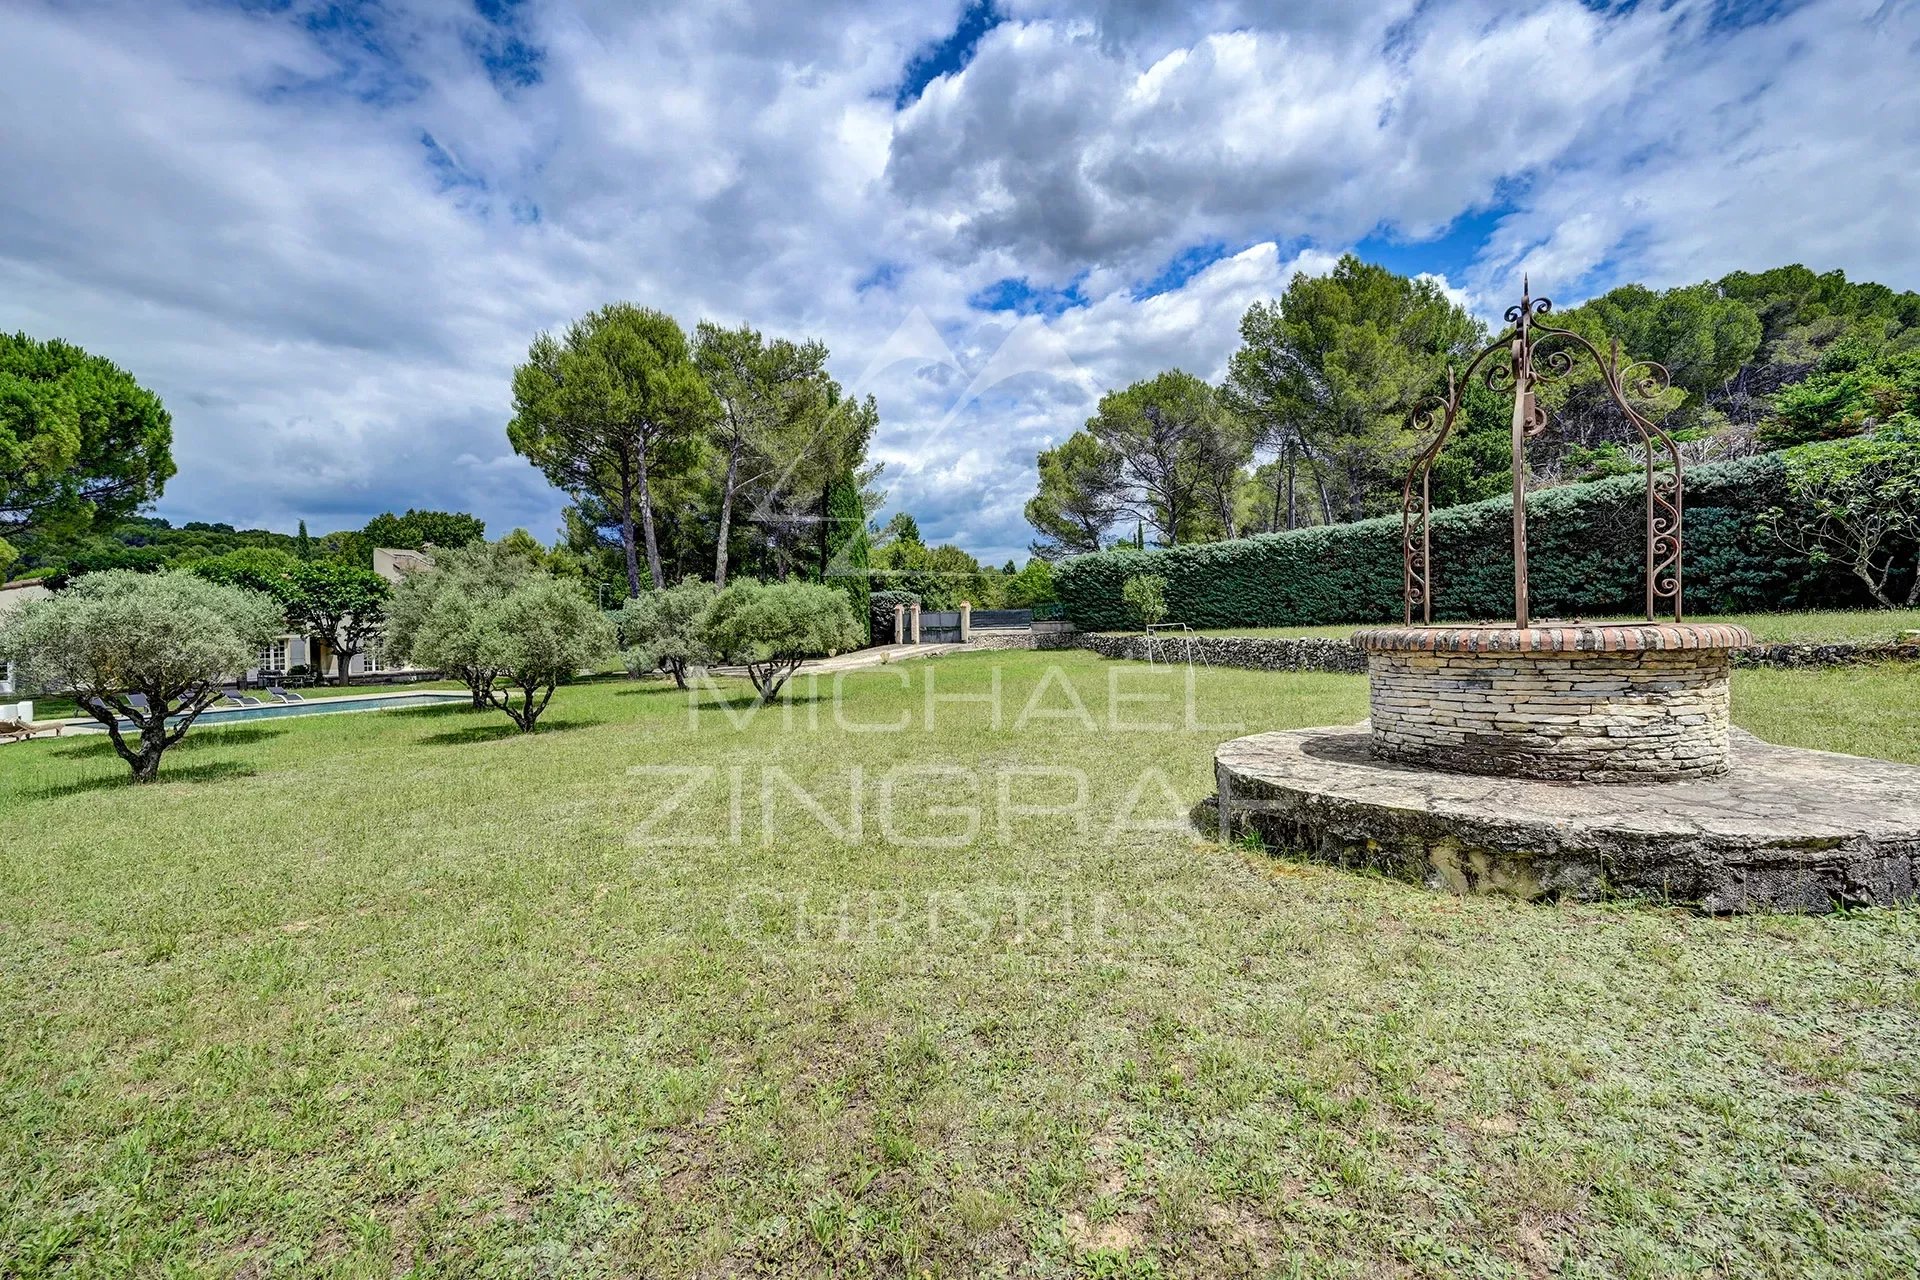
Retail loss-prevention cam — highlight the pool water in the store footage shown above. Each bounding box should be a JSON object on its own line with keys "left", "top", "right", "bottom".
{"left": 108, "top": 692, "right": 470, "bottom": 729}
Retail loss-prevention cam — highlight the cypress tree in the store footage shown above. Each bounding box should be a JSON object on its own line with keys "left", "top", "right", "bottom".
{"left": 821, "top": 469, "right": 872, "bottom": 643}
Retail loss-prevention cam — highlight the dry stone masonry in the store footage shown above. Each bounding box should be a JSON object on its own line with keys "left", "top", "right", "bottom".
{"left": 1215, "top": 726, "right": 1920, "bottom": 912}
{"left": 1354, "top": 623, "right": 1750, "bottom": 782}
{"left": 1202, "top": 619, "right": 1920, "bottom": 912}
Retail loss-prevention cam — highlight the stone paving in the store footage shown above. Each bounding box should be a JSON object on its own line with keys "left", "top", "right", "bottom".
{"left": 1216, "top": 723, "right": 1920, "bottom": 912}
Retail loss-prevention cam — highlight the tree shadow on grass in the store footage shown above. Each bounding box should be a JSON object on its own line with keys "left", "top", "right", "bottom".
{"left": 29, "top": 760, "right": 259, "bottom": 800}
{"left": 381, "top": 702, "right": 487, "bottom": 722}
{"left": 49, "top": 726, "right": 287, "bottom": 760}
{"left": 417, "top": 718, "right": 597, "bottom": 747}
{"left": 682, "top": 689, "right": 823, "bottom": 714}
{"left": 613, "top": 682, "right": 687, "bottom": 698}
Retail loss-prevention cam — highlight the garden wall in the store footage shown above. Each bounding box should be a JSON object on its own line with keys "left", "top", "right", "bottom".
{"left": 1056, "top": 453, "right": 1859, "bottom": 632}
{"left": 1058, "top": 630, "right": 1919, "bottom": 674}
{"left": 1068, "top": 632, "right": 1366, "bottom": 672}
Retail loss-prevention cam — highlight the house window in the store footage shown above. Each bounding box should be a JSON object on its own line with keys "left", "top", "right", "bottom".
{"left": 259, "top": 639, "right": 288, "bottom": 675}
{"left": 362, "top": 638, "right": 384, "bottom": 674}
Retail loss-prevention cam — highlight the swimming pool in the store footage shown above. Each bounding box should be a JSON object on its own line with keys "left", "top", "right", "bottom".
{"left": 99, "top": 691, "right": 471, "bottom": 730}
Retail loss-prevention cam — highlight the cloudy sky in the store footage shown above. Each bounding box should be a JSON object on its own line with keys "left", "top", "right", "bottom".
{"left": 3, "top": 0, "right": 1917, "bottom": 565}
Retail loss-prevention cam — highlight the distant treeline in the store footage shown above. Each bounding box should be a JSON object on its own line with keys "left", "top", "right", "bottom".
{"left": 8, "top": 508, "right": 486, "bottom": 585}
{"left": 1028, "top": 259, "right": 1920, "bottom": 559}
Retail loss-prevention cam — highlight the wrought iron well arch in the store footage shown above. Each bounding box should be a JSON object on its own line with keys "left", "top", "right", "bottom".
{"left": 1401, "top": 279, "right": 1684, "bottom": 628}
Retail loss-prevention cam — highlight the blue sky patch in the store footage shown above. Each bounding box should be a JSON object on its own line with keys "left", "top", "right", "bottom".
{"left": 896, "top": 1, "right": 1000, "bottom": 108}
{"left": 1133, "top": 242, "right": 1235, "bottom": 300}
{"left": 469, "top": 0, "right": 544, "bottom": 91}
{"left": 1356, "top": 205, "right": 1510, "bottom": 285}
{"left": 968, "top": 274, "right": 1088, "bottom": 316}
{"left": 419, "top": 131, "right": 486, "bottom": 193}
{"left": 857, "top": 262, "right": 907, "bottom": 293}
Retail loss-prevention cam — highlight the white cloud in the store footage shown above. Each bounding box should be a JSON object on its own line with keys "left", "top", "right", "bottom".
{"left": 884, "top": 1, "right": 1657, "bottom": 284}
{"left": 0, "top": 0, "right": 1915, "bottom": 568}
{"left": 1469, "top": 1, "right": 1920, "bottom": 298}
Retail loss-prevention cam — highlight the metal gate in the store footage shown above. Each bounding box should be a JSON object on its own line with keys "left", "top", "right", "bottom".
{"left": 920, "top": 610, "right": 963, "bottom": 643}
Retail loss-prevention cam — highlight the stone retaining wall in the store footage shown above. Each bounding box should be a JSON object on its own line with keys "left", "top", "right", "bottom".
{"left": 964, "top": 630, "right": 1037, "bottom": 651}
{"left": 1366, "top": 647, "right": 1733, "bottom": 781}
{"left": 1733, "top": 642, "right": 1920, "bottom": 668}
{"left": 1068, "top": 632, "right": 1367, "bottom": 671}
{"left": 1057, "top": 630, "right": 1919, "bottom": 673}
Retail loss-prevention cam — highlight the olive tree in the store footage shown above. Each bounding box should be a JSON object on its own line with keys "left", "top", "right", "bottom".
{"left": 0, "top": 570, "right": 282, "bottom": 782}
{"left": 1763, "top": 425, "right": 1920, "bottom": 607}
{"left": 699, "top": 579, "right": 862, "bottom": 702}
{"left": 384, "top": 542, "right": 541, "bottom": 707}
{"left": 614, "top": 577, "right": 716, "bottom": 688}
{"left": 472, "top": 577, "right": 616, "bottom": 732}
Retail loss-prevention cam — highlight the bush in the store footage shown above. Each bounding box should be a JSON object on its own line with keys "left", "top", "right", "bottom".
{"left": 614, "top": 578, "right": 717, "bottom": 688}
{"left": 472, "top": 577, "right": 616, "bottom": 732}
{"left": 1001, "top": 559, "right": 1058, "bottom": 608}
{"left": 0, "top": 569, "right": 283, "bottom": 782}
{"left": 702, "top": 579, "right": 864, "bottom": 701}
{"left": 870, "top": 589, "right": 920, "bottom": 643}
{"left": 384, "top": 541, "right": 542, "bottom": 707}
{"left": 1120, "top": 574, "right": 1168, "bottom": 628}
{"left": 1055, "top": 450, "right": 1863, "bottom": 631}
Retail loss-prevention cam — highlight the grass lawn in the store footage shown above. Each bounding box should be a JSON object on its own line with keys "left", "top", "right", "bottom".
{"left": 2, "top": 652, "right": 1918, "bottom": 1277}
{"left": 1183, "top": 607, "right": 1920, "bottom": 644}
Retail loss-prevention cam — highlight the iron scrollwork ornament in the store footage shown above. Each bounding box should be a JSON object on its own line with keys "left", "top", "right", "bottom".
{"left": 1400, "top": 278, "right": 1685, "bottom": 627}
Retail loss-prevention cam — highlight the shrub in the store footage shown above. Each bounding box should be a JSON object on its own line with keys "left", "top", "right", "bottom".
{"left": 1055, "top": 450, "right": 1863, "bottom": 631}
{"left": 472, "top": 577, "right": 616, "bottom": 732}
{"left": 1001, "top": 559, "right": 1058, "bottom": 608}
{"left": 702, "top": 579, "right": 864, "bottom": 701}
{"left": 1120, "top": 574, "right": 1168, "bottom": 628}
{"left": 614, "top": 578, "right": 717, "bottom": 688}
{"left": 0, "top": 570, "right": 283, "bottom": 782}
{"left": 384, "top": 541, "right": 542, "bottom": 707}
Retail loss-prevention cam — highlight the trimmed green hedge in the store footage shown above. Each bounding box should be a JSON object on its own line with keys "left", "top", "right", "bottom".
{"left": 1057, "top": 453, "right": 1857, "bottom": 631}
{"left": 870, "top": 589, "right": 919, "bottom": 643}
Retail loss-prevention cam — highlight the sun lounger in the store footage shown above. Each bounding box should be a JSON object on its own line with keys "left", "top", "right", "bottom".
{"left": 219, "top": 688, "right": 256, "bottom": 707}
{"left": 0, "top": 717, "right": 62, "bottom": 742}
{"left": 267, "top": 686, "right": 304, "bottom": 703}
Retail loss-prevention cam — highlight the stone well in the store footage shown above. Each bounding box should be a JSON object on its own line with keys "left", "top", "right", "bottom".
{"left": 1214, "top": 727, "right": 1920, "bottom": 912}
{"left": 1352, "top": 622, "right": 1752, "bottom": 783}
{"left": 1211, "top": 618, "right": 1920, "bottom": 911}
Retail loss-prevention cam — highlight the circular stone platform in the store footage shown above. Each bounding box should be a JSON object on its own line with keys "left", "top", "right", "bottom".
{"left": 1215, "top": 725, "right": 1920, "bottom": 912}
{"left": 1353, "top": 623, "right": 1752, "bottom": 782}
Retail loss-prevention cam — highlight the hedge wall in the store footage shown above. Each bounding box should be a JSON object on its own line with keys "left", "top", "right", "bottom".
{"left": 870, "top": 589, "right": 919, "bottom": 643}
{"left": 1056, "top": 453, "right": 1859, "bottom": 631}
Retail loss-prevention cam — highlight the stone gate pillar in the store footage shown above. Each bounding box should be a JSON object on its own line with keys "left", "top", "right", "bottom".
{"left": 960, "top": 601, "right": 971, "bottom": 643}
{"left": 910, "top": 603, "right": 921, "bottom": 645}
